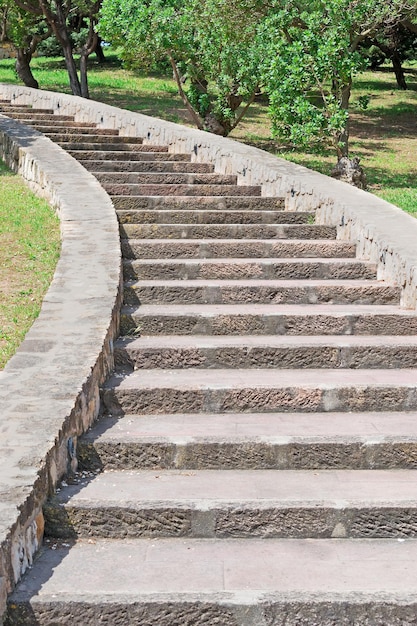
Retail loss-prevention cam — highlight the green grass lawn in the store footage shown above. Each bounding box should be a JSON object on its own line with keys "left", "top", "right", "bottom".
{"left": 0, "top": 51, "right": 416, "bottom": 214}
{"left": 0, "top": 160, "right": 60, "bottom": 368}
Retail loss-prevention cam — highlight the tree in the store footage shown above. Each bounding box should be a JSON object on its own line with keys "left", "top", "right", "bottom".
{"left": 11, "top": 0, "right": 102, "bottom": 97}
{"left": 260, "top": 0, "right": 414, "bottom": 165}
{"left": 98, "top": 0, "right": 263, "bottom": 135}
{"left": 0, "top": 0, "right": 51, "bottom": 88}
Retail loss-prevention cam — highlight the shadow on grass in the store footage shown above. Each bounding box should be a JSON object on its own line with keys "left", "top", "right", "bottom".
{"left": 365, "top": 166, "right": 417, "bottom": 189}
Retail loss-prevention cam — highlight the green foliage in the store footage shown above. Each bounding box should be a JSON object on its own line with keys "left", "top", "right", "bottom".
{"left": 98, "top": 0, "right": 263, "bottom": 134}
{"left": 260, "top": 0, "right": 413, "bottom": 155}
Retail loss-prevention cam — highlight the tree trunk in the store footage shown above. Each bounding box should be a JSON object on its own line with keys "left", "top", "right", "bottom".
{"left": 391, "top": 52, "right": 407, "bottom": 90}
{"left": 336, "top": 79, "right": 351, "bottom": 159}
{"left": 95, "top": 36, "right": 106, "bottom": 63}
{"left": 61, "top": 40, "right": 82, "bottom": 97}
{"left": 79, "top": 53, "right": 89, "bottom": 99}
{"left": 15, "top": 49, "right": 39, "bottom": 89}
{"left": 41, "top": 0, "right": 82, "bottom": 97}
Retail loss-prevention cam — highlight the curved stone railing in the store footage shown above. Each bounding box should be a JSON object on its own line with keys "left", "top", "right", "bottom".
{"left": 0, "top": 83, "right": 417, "bottom": 620}
{"left": 2, "top": 84, "right": 417, "bottom": 308}
{"left": 0, "top": 108, "right": 122, "bottom": 619}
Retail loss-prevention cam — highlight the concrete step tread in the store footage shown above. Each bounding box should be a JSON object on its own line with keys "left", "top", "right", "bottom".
{"left": 105, "top": 367, "right": 417, "bottom": 390}
{"left": 83, "top": 411, "right": 417, "bottom": 441}
{"left": 125, "top": 302, "right": 414, "bottom": 316}
{"left": 116, "top": 334, "right": 417, "bottom": 350}
{"left": 53, "top": 468, "right": 417, "bottom": 506}
{"left": 9, "top": 537, "right": 417, "bottom": 602}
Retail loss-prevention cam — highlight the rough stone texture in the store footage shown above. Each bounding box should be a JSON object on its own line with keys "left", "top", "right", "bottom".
{"left": 3, "top": 88, "right": 417, "bottom": 625}
{"left": 124, "top": 280, "right": 399, "bottom": 306}
{"left": 2, "top": 84, "right": 416, "bottom": 304}
{"left": 0, "top": 110, "right": 121, "bottom": 618}
{"left": 120, "top": 223, "right": 336, "bottom": 239}
{"left": 122, "top": 239, "right": 356, "bottom": 260}
{"left": 123, "top": 258, "right": 376, "bottom": 280}
{"left": 122, "top": 304, "right": 417, "bottom": 337}
{"left": 117, "top": 209, "right": 310, "bottom": 225}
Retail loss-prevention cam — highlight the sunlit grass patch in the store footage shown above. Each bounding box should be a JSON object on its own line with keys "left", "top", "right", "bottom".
{"left": 0, "top": 161, "right": 60, "bottom": 368}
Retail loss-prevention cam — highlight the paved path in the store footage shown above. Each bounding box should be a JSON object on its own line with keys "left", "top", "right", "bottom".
{"left": 2, "top": 101, "right": 417, "bottom": 625}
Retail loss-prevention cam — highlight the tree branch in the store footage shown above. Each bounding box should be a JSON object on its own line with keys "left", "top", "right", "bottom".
{"left": 168, "top": 52, "right": 204, "bottom": 130}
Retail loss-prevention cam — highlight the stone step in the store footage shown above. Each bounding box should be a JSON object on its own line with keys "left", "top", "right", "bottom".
{"left": 123, "top": 258, "right": 376, "bottom": 280}
{"left": 8, "top": 537, "right": 417, "bottom": 626}
{"left": 120, "top": 303, "right": 417, "bottom": 336}
{"left": 122, "top": 238, "right": 356, "bottom": 259}
{"left": 3, "top": 109, "right": 77, "bottom": 124}
{"left": 81, "top": 160, "right": 215, "bottom": 172}
{"left": 101, "top": 368, "right": 417, "bottom": 415}
{"left": 39, "top": 126, "right": 120, "bottom": 136}
{"left": 60, "top": 141, "right": 150, "bottom": 151}
{"left": 77, "top": 411, "right": 417, "bottom": 471}
{"left": 108, "top": 183, "right": 261, "bottom": 197}
{"left": 120, "top": 223, "right": 336, "bottom": 239}
{"left": 71, "top": 148, "right": 185, "bottom": 160}
{"left": 113, "top": 195, "right": 286, "bottom": 210}
{"left": 96, "top": 171, "right": 238, "bottom": 185}
{"left": 44, "top": 468, "right": 417, "bottom": 540}
{"left": 117, "top": 209, "right": 312, "bottom": 225}
{"left": 123, "top": 279, "right": 398, "bottom": 306}
{"left": 19, "top": 119, "right": 96, "bottom": 128}
{"left": 53, "top": 134, "right": 144, "bottom": 144}
{"left": 0, "top": 106, "right": 55, "bottom": 113}
{"left": 114, "top": 334, "right": 417, "bottom": 370}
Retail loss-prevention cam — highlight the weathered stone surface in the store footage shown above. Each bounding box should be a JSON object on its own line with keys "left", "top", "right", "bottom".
{"left": 124, "top": 258, "right": 376, "bottom": 280}
{"left": 122, "top": 239, "right": 355, "bottom": 260}
{"left": 120, "top": 223, "right": 336, "bottom": 239}
{"left": 3, "top": 88, "right": 417, "bottom": 626}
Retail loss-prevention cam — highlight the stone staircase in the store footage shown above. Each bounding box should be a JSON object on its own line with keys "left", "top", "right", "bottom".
{"left": 3, "top": 102, "right": 417, "bottom": 625}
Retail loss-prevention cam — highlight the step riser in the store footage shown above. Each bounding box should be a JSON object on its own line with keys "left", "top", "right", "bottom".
{"left": 62, "top": 142, "right": 149, "bottom": 151}
{"left": 0, "top": 107, "right": 55, "bottom": 113}
{"left": 43, "top": 503, "right": 417, "bottom": 540}
{"left": 82, "top": 161, "right": 215, "bottom": 173}
{"left": 96, "top": 173, "right": 237, "bottom": 185}
{"left": 6, "top": 600, "right": 417, "bottom": 626}
{"left": 121, "top": 311, "right": 417, "bottom": 336}
{"left": 114, "top": 196, "right": 286, "bottom": 210}
{"left": 41, "top": 128, "right": 119, "bottom": 136}
{"left": 120, "top": 224, "right": 336, "bottom": 239}
{"left": 102, "top": 385, "right": 417, "bottom": 416}
{"left": 122, "top": 240, "right": 356, "bottom": 259}
{"left": 53, "top": 135, "right": 143, "bottom": 144}
{"left": 123, "top": 284, "right": 399, "bottom": 306}
{"left": 123, "top": 260, "right": 376, "bottom": 280}
{"left": 109, "top": 184, "right": 261, "bottom": 196}
{"left": 72, "top": 150, "right": 184, "bottom": 160}
{"left": 24, "top": 121, "right": 96, "bottom": 128}
{"left": 118, "top": 210, "right": 313, "bottom": 224}
{"left": 77, "top": 440, "right": 417, "bottom": 471}
{"left": 115, "top": 344, "right": 417, "bottom": 370}
{"left": 4, "top": 113, "right": 75, "bottom": 121}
